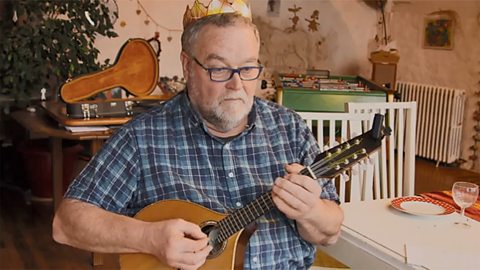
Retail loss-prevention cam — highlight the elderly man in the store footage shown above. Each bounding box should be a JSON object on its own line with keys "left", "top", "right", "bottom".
{"left": 52, "top": 2, "right": 343, "bottom": 269}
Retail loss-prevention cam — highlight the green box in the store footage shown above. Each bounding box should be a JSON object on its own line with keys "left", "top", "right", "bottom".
{"left": 280, "top": 75, "right": 389, "bottom": 112}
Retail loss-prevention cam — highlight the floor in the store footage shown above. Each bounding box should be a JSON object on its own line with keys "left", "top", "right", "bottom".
{"left": 0, "top": 157, "right": 479, "bottom": 269}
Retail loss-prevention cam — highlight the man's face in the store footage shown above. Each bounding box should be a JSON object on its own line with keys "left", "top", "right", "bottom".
{"left": 181, "top": 22, "right": 260, "bottom": 133}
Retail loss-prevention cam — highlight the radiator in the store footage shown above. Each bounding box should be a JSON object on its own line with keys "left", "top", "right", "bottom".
{"left": 396, "top": 81, "right": 466, "bottom": 164}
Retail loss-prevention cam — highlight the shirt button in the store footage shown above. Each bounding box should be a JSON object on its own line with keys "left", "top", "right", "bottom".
{"left": 236, "top": 202, "right": 242, "bottom": 207}
{"left": 252, "top": 256, "right": 258, "bottom": 263}
{"left": 228, "top": 172, "right": 234, "bottom": 178}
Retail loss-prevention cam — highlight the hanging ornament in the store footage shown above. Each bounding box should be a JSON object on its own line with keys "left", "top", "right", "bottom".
{"left": 305, "top": 10, "right": 320, "bottom": 32}
{"left": 12, "top": 10, "right": 18, "bottom": 23}
{"left": 135, "top": 0, "right": 182, "bottom": 43}
{"left": 285, "top": 4, "right": 302, "bottom": 33}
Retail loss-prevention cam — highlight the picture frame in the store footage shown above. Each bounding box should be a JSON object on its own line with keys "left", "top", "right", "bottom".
{"left": 423, "top": 13, "right": 455, "bottom": 50}
{"left": 267, "top": 0, "right": 281, "bottom": 17}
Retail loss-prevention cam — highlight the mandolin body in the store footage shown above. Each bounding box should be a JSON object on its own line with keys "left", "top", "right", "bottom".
{"left": 119, "top": 200, "right": 253, "bottom": 270}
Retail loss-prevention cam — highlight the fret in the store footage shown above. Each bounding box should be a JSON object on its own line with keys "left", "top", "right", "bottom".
{"left": 217, "top": 192, "right": 275, "bottom": 241}
{"left": 217, "top": 223, "right": 226, "bottom": 243}
{"left": 237, "top": 207, "right": 249, "bottom": 228}
{"left": 222, "top": 216, "right": 235, "bottom": 239}
{"left": 231, "top": 214, "right": 242, "bottom": 233}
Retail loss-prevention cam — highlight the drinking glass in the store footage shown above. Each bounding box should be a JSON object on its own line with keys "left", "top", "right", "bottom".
{"left": 452, "top": 181, "right": 479, "bottom": 227}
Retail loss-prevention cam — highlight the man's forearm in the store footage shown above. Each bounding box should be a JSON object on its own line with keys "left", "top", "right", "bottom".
{"left": 52, "top": 199, "right": 149, "bottom": 254}
{"left": 296, "top": 199, "right": 343, "bottom": 245}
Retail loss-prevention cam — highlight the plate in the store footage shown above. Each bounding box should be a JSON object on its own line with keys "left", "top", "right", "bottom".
{"left": 390, "top": 196, "right": 455, "bottom": 216}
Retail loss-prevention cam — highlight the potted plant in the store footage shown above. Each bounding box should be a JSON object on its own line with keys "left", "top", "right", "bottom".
{"left": 0, "top": 0, "right": 118, "bottom": 107}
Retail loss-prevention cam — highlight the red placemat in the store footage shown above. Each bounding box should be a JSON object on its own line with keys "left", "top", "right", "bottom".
{"left": 420, "top": 191, "right": 480, "bottom": 222}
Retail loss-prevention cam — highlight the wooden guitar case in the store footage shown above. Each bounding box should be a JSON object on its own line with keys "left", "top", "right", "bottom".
{"left": 60, "top": 38, "right": 159, "bottom": 103}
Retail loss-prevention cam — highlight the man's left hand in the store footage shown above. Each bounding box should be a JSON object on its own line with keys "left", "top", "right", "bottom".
{"left": 271, "top": 163, "right": 322, "bottom": 221}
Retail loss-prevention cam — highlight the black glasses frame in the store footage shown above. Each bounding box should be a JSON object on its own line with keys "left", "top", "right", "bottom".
{"left": 193, "top": 57, "right": 263, "bottom": 82}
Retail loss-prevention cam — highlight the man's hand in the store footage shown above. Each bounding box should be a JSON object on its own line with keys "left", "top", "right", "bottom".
{"left": 144, "top": 219, "right": 213, "bottom": 270}
{"left": 271, "top": 163, "right": 343, "bottom": 245}
{"left": 271, "top": 163, "right": 322, "bottom": 221}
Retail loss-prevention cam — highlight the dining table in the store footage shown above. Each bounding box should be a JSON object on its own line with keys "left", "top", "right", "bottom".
{"left": 317, "top": 193, "right": 480, "bottom": 270}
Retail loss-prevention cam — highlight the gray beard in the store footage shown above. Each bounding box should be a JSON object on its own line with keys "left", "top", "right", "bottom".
{"left": 201, "top": 107, "right": 247, "bottom": 132}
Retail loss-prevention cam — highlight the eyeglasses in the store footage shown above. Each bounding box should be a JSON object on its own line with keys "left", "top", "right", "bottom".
{"left": 193, "top": 57, "right": 263, "bottom": 82}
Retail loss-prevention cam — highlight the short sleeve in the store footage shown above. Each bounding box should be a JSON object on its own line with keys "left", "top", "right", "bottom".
{"left": 64, "top": 126, "right": 140, "bottom": 215}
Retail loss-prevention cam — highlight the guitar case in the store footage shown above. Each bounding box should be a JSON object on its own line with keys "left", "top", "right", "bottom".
{"left": 59, "top": 38, "right": 164, "bottom": 120}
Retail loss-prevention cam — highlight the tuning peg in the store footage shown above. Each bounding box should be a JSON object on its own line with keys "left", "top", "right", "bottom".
{"left": 343, "top": 142, "right": 351, "bottom": 149}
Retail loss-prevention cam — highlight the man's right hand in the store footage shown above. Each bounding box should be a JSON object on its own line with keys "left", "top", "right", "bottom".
{"left": 143, "top": 219, "right": 213, "bottom": 270}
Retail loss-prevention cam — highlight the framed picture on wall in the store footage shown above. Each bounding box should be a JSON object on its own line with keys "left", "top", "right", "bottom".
{"left": 423, "top": 12, "right": 455, "bottom": 50}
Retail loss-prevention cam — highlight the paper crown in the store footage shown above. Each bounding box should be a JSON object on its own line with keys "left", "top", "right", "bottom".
{"left": 183, "top": 0, "right": 252, "bottom": 29}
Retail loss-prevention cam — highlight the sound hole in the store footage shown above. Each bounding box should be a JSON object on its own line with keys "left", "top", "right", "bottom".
{"left": 200, "top": 221, "right": 226, "bottom": 259}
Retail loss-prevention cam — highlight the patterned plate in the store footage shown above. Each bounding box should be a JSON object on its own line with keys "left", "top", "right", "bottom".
{"left": 391, "top": 196, "right": 455, "bottom": 216}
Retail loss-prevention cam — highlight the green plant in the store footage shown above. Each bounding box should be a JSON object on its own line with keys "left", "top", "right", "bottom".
{"left": 0, "top": 0, "right": 118, "bottom": 106}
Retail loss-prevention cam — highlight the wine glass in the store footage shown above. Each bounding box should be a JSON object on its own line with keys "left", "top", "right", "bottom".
{"left": 452, "top": 181, "right": 479, "bottom": 227}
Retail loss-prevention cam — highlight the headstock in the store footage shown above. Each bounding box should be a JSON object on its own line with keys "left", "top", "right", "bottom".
{"left": 302, "top": 113, "right": 390, "bottom": 179}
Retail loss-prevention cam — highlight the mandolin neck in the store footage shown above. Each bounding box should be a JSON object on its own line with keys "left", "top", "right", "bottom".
{"left": 215, "top": 168, "right": 316, "bottom": 243}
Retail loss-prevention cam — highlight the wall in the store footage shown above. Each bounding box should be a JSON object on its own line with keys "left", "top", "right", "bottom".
{"left": 390, "top": 0, "right": 480, "bottom": 172}
{"left": 94, "top": 0, "right": 480, "bottom": 172}
{"left": 95, "top": 0, "right": 379, "bottom": 78}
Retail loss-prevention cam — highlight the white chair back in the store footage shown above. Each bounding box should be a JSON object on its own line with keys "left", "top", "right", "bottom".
{"left": 346, "top": 102, "right": 417, "bottom": 198}
{"left": 297, "top": 112, "right": 375, "bottom": 203}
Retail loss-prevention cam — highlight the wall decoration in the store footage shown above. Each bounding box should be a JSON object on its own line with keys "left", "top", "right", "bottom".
{"left": 285, "top": 4, "right": 302, "bottom": 33}
{"left": 267, "top": 0, "right": 281, "bottom": 17}
{"left": 364, "top": 0, "right": 390, "bottom": 46}
{"left": 305, "top": 10, "right": 319, "bottom": 32}
{"left": 469, "top": 82, "right": 480, "bottom": 169}
{"left": 135, "top": 0, "right": 182, "bottom": 42}
{"left": 423, "top": 11, "right": 456, "bottom": 50}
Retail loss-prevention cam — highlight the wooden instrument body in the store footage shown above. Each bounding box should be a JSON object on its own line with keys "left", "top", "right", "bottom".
{"left": 119, "top": 200, "right": 253, "bottom": 270}
{"left": 60, "top": 38, "right": 159, "bottom": 103}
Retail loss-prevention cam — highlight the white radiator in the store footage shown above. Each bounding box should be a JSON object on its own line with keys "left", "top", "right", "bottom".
{"left": 396, "top": 81, "right": 466, "bottom": 164}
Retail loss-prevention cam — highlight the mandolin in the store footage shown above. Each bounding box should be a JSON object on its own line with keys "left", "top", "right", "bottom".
{"left": 60, "top": 38, "right": 159, "bottom": 103}
{"left": 119, "top": 114, "right": 390, "bottom": 270}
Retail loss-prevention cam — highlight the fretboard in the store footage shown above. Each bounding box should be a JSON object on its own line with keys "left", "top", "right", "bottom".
{"left": 215, "top": 167, "right": 318, "bottom": 243}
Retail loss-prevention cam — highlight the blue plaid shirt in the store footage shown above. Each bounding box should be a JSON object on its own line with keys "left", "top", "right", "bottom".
{"left": 65, "top": 91, "right": 339, "bottom": 269}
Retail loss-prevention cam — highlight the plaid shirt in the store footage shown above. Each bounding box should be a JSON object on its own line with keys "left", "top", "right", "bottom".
{"left": 66, "top": 91, "right": 339, "bottom": 269}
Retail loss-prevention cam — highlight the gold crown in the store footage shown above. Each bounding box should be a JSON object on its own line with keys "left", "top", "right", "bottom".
{"left": 183, "top": 0, "right": 252, "bottom": 29}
